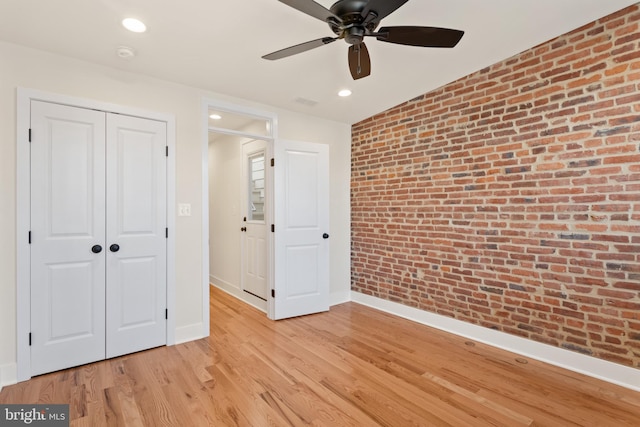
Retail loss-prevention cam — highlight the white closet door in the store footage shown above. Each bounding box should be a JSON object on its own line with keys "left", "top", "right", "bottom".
{"left": 30, "top": 101, "right": 107, "bottom": 376}
{"left": 105, "top": 114, "right": 167, "bottom": 358}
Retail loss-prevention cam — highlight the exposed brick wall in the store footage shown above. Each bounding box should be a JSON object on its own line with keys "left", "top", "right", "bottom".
{"left": 351, "top": 5, "right": 640, "bottom": 367}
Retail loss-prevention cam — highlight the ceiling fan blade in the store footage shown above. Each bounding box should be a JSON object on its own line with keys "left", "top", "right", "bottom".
{"left": 262, "top": 37, "right": 338, "bottom": 60}
{"left": 376, "top": 26, "right": 464, "bottom": 48}
{"left": 278, "top": 0, "right": 341, "bottom": 23}
{"left": 348, "top": 43, "right": 371, "bottom": 80}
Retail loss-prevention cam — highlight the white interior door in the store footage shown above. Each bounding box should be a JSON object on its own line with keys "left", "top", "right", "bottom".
{"left": 30, "top": 101, "right": 167, "bottom": 374}
{"left": 273, "top": 140, "right": 329, "bottom": 320}
{"left": 105, "top": 114, "right": 167, "bottom": 358}
{"left": 241, "top": 140, "right": 268, "bottom": 300}
{"left": 30, "top": 101, "right": 107, "bottom": 375}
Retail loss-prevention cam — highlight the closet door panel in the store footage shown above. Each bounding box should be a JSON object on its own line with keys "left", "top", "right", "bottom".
{"left": 30, "top": 101, "right": 107, "bottom": 375}
{"left": 105, "top": 114, "right": 167, "bottom": 358}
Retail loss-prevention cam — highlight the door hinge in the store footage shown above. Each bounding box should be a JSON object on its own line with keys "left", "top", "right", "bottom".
{"left": 270, "top": 158, "right": 274, "bottom": 167}
{"left": 166, "top": 228, "right": 168, "bottom": 238}
{"left": 28, "top": 231, "right": 31, "bottom": 244}
{"left": 29, "top": 333, "right": 32, "bottom": 346}
{"left": 271, "top": 224, "right": 275, "bottom": 233}
{"left": 166, "top": 146, "right": 168, "bottom": 157}
{"left": 271, "top": 289, "right": 275, "bottom": 298}
{"left": 165, "top": 309, "right": 168, "bottom": 320}
{"left": 28, "top": 128, "right": 32, "bottom": 142}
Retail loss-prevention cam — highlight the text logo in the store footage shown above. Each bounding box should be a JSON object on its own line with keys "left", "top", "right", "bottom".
{"left": 0, "top": 405, "right": 69, "bottom": 426}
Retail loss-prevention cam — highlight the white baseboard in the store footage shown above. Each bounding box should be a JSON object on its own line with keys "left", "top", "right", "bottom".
{"left": 351, "top": 291, "right": 640, "bottom": 392}
{"left": 211, "top": 279, "right": 350, "bottom": 312}
{"left": 210, "top": 277, "right": 267, "bottom": 313}
{"left": 174, "top": 322, "right": 207, "bottom": 345}
{"left": 0, "top": 362, "right": 17, "bottom": 391}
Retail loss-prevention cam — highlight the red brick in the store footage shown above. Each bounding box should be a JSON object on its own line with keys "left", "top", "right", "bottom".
{"left": 351, "top": 5, "right": 640, "bottom": 369}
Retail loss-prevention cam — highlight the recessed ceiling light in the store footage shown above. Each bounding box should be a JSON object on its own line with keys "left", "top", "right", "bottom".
{"left": 122, "top": 18, "right": 147, "bottom": 33}
{"left": 209, "top": 114, "right": 222, "bottom": 120}
{"left": 338, "top": 89, "right": 352, "bottom": 97}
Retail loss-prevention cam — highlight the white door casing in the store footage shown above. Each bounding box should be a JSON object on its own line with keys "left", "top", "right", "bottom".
{"left": 30, "top": 101, "right": 107, "bottom": 375}
{"left": 204, "top": 100, "right": 275, "bottom": 315}
{"left": 28, "top": 99, "right": 168, "bottom": 376}
{"left": 105, "top": 114, "right": 167, "bottom": 358}
{"left": 202, "top": 101, "right": 330, "bottom": 321}
{"left": 241, "top": 139, "right": 268, "bottom": 300}
{"left": 273, "top": 140, "right": 330, "bottom": 320}
{"left": 17, "top": 89, "right": 176, "bottom": 382}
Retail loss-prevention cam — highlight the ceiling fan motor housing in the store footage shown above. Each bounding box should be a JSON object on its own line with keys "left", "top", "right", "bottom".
{"left": 328, "top": 0, "right": 379, "bottom": 44}
{"left": 344, "top": 27, "right": 365, "bottom": 44}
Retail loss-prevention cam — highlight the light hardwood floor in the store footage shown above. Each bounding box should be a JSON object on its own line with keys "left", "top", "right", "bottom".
{"left": 2, "top": 286, "right": 639, "bottom": 426}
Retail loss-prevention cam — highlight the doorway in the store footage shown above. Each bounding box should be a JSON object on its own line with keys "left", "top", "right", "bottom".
{"left": 202, "top": 99, "right": 332, "bottom": 321}
{"left": 206, "top": 105, "right": 274, "bottom": 313}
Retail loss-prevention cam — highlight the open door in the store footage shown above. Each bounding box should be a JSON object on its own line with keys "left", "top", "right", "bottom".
{"left": 273, "top": 140, "right": 329, "bottom": 320}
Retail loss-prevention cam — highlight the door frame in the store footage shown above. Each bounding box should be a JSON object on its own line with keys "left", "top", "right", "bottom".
{"left": 202, "top": 98, "right": 277, "bottom": 319}
{"left": 16, "top": 88, "right": 177, "bottom": 382}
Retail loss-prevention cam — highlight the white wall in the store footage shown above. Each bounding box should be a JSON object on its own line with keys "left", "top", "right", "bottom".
{"left": 0, "top": 41, "right": 351, "bottom": 387}
{"left": 208, "top": 135, "right": 242, "bottom": 292}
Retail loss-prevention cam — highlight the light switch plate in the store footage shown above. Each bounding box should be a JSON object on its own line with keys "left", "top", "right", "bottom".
{"left": 178, "top": 203, "right": 191, "bottom": 217}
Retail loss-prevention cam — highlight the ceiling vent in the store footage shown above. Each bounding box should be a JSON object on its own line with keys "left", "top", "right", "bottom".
{"left": 294, "top": 97, "right": 318, "bottom": 107}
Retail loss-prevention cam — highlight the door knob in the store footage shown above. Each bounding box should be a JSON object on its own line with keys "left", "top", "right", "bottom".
{"left": 241, "top": 227, "right": 247, "bottom": 232}
{"left": 109, "top": 244, "right": 120, "bottom": 252}
{"left": 91, "top": 245, "right": 102, "bottom": 254}
{"left": 322, "top": 233, "right": 329, "bottom": 239}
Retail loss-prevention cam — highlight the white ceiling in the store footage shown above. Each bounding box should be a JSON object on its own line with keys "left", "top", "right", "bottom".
{"left": 0, "top": 0, "right": 636, "bottom": 124}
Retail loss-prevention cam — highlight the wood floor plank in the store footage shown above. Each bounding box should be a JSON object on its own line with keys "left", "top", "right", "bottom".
{"left": 108, "top": 359, "right": 145, "bottom": 427}
{"left": 102, "top": 387, "right": 129, "bottom": 427}
{"left": 2, "top": 285, "right": 639, "bottom": 426}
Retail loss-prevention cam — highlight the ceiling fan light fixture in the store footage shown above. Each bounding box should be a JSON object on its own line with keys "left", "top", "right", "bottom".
{"left": 338, "top": 89, "right": 352, "bottom": 97}
{"left": 209, "top": 114, "right": 222, "bottom": 120}
{"left": 122, "top": 18, "right": 147, "bottom": 33}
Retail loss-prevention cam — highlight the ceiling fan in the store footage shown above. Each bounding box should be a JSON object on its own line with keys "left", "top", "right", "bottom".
{"left": 262, "top": 0, "right": 464, "bottom": 80}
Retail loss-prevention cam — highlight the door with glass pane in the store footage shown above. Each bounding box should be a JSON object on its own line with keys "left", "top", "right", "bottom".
{"left": 241, "top": 139, "right": 269, "bottom": 300}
